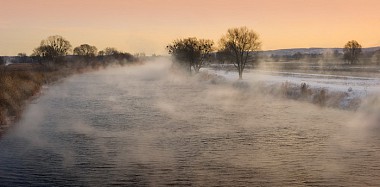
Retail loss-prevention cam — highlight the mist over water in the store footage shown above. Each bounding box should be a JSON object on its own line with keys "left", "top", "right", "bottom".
{"left": 0, "top": 59, "right": 380, "bottom": 186}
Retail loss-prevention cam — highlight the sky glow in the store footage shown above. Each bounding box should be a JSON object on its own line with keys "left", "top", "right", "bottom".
{"left": 1, "top": 0, "right": 379, "bottom": 55}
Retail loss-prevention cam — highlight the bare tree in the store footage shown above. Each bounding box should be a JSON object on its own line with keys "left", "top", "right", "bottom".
{"left": 343, "top": 40, "right": 362, "bottom": 65}
{"left": 73, "top": 44, "right": 98, "bottom": 57}
{"left": 193, "top": 39, "right": 214, "bottom": 72}
{"left": 32, "top": 35, "right": 72, "bottom": 64}
{"left": 99, "top": 47, "right": 134, "bottom": 64}
{"left": 103, "top": 47, "right": 120, "bottom": 56}
{"left": 17, "top": 53, "right": 29, "bottom": 63}
{"left": 166, "top": 37, "right": 213, "bottom": 73}
{"left": 17, "top": 53, "right": 27, "bottom": 57}
{"left": 98, "top": 50, "right": 105, "bottom": 56}
{"left": 219, "top": 26, "right": 261, "bottom": 79}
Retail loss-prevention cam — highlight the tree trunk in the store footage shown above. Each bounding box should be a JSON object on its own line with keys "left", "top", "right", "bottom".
{"left": 238, "top": 69, "right": 243, "bottom": 80}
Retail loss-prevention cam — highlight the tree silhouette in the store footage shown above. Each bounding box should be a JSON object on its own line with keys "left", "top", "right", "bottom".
{"left": 167, "top": 37, "right": 213, "bottom": 73}
{"left": 98, "top": 50, "right": 105, "bottom": 56}
{"left": 98, "top": 47, "right": 134, "bottom": 64}
{"left": 103, "top": 47, "right": 120, "bottom": 56}
{"left": 343, "top": 40, "right": 362, "bottom": 65}
{"left": 32, "top": 35, "right": 72, "bottom": 64}
{"left": 17, "top": 53, "right": 27, "bottom": 57}
{"left": 219, "top": 26, "right": 261, "bottom": 79}
{"left": 73, "top": 44, "right": 98, "bottom": 57}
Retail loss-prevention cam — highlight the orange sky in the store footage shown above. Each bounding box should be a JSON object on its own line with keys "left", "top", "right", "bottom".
{"left": 1, "top": 0, "right": 380, "bottom": 55}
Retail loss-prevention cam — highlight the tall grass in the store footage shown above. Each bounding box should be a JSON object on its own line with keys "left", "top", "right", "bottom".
{"left": 0, "top": 70, "right": 43, "bottom": 126}
{"left": 0, "top": 59, "right": 138, "bottom": 132}
{"left": 0, "top": 68, "right": 68, "bottom": 125}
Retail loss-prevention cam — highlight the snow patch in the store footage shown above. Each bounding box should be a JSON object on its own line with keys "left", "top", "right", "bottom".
{"left": 204, "top": 68, "right": 380, "bottom": 110}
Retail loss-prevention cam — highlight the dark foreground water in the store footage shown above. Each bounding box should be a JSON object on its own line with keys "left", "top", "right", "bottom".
{"left": 1, "top": 63, "right": 380, "bottom": 186}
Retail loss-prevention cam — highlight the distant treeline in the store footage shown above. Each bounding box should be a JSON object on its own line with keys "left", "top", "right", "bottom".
{"left": 1, "top": 54, "right": 137, "bottom": 64}
{"left": 259, "top": 49, "right": 380, "bottom": 64}
{"left": 205, "top": 49, "right": 380, "bottom": 65}
{"left": 0, "top": 35, "right": 149, "bottom": 72}
{"left": 0, "top": 35, "right": 146, "bottom": 132}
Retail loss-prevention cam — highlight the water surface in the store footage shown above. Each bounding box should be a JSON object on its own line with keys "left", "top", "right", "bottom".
{"left": 1, "top": 63, "right": 379, "bottom": 186}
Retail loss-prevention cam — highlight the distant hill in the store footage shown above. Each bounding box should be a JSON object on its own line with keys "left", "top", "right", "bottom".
{"left": 261, "top": 47, "right": 380, "bottom": 56}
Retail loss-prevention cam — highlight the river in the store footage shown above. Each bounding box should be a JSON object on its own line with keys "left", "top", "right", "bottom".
{"left": 1, "top": 61, "right": 380, "bottom": 186}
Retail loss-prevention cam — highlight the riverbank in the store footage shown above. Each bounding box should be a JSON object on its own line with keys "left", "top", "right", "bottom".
{"left": 204, "top": 67, "right": 380, "bottom": 111}
{"left": 0, "top": 67, "right": 66, "bottom": 133}
{"left": 2, "top": 62, "right": 379, "bottom": 186}
{"left": 2, "top": 61, "right": 377, "bottom": 135}
{"left": 0, "top": 61, "right": 139, "bottom": 135}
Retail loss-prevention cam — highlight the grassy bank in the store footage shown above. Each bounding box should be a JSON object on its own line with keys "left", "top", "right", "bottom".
{"left": 198, "top": 70, "right": 365, "bottom": 111}
{"left": 1, "top": 70, "right": 56, "bottom": 132}
{"left": 0, "top": 60, "right": 138, "bottom": 134}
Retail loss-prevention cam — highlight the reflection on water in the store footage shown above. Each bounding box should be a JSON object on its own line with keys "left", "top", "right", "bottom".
{"left": 0, "top": 63, "right": 380, "bottom": 186}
